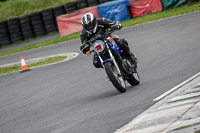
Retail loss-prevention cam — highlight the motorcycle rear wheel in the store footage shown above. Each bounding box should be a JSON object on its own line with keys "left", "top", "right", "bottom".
{"left": 127, "top": 68, "right": 140, "bottom": 86}
{"left": 104, "top": 62, "right": 126, "bottom": 93}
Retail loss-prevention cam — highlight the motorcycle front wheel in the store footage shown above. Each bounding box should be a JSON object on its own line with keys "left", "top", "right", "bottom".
{"left": 104, "top": 62, "right": 126, "bottom": 93}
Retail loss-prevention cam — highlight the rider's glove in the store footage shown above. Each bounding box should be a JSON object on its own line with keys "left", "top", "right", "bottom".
{"left": 80, "top": 42, "right": 90, "bottom": 54}
{"left": 111, "top": 21, "right": 122, "bottom": 30}
{"left": 116, "top": 21, "right": 122, "bottom": 29}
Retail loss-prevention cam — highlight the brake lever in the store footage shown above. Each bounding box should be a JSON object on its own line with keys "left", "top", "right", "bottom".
{"left": 80, "top": 44, "right": 90, "bottom": 53}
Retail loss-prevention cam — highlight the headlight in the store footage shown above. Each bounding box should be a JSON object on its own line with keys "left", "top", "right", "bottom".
{"left": 93, "top": 40, "right": 105, "bottom": 53}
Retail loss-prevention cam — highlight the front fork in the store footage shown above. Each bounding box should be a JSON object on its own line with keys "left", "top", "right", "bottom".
{"left": 106, "top": 44, "right": 122, "bottom": 76}
{"left": 95, "top": 44, "right": 123, "bottom": 76}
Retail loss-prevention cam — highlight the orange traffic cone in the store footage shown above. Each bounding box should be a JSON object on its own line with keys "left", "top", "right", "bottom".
{"left": 20, "top": 56, "right": 30, "bottom": 72}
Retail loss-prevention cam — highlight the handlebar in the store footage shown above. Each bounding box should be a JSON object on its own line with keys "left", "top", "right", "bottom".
{"left": 104, "top": 30, "right": 114, "bottom": 38}
{"left": 87, "top": 29, "right": 114, "bottom": 44}
{"left": 81, "top": 29, "right": 115, "bottom": 55}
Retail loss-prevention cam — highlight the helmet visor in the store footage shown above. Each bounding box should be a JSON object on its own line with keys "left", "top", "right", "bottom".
{"left": 86, "top": 23, "right": 95, "bottom": 31}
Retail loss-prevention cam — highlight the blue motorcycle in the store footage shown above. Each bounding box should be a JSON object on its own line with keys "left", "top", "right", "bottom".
{"left": 85, "top": 29, "right": 140, "bottom": 93}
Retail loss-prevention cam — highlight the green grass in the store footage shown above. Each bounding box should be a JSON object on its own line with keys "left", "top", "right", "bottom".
{"left": 0, "top": 2, "right": 200, "bottom": 57}
{"left": 0, "top": 0, "right": 75, "bottom": 21}
{"left": 0, "top": 56, "right": 67, "bottom": 75}
{"left": 29, "top": 56, "right": 67, "bottom": 68}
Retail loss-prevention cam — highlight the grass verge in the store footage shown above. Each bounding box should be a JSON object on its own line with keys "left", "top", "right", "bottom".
{"left": 0, "top": 2, "right": 200, "bottom": 57}
{"left": 0, "top": 0, "right": 75, "bottom": 21}
{"left": 0, "top": 56, "right": 67, "bottom": 75}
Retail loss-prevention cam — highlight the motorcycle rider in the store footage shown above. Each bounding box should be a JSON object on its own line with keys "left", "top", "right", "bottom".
{"left": 80, "top": 12, "right": 137, "bottom": 68}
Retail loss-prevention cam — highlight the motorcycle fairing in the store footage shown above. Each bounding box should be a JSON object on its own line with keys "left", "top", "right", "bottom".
{"left": 94, "top": 39, "right": 121, "bottom": 67}
{"left": 106, "top": 39, "right": 120, "bottom": 57}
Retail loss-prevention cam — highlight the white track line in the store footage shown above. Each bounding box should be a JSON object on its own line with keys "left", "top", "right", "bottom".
{"left": 153, "top": 72, "right": 200, "bottom": 101}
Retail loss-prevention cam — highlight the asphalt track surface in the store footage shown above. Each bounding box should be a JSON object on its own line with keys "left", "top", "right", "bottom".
{"left": 0, "top": 12, "right": 200, "bottom": 133}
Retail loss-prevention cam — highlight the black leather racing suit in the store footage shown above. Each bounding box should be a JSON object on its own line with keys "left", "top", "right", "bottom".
{"left": 80, "top": 18, "right": 133, "bottom": 68}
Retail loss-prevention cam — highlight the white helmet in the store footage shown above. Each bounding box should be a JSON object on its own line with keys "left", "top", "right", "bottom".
{"left": 81, "top": 13, "right": 98, "bottom": 34}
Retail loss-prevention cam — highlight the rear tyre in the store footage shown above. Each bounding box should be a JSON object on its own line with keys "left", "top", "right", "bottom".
{"left": 127, "top": 68, "right": 140, "bottom": 86}
{"left": 104, "top": 62, "right": 126, "bottom": 93}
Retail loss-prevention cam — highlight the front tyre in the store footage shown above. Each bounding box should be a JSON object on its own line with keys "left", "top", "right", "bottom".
{"left": 104, "top": 62, "right": 126, "bottom": 93}
{"left": 127, "top": 68, "right": 140, "bottom": 86}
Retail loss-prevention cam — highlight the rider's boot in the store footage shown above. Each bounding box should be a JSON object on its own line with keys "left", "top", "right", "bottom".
{"left": 93, "top": 54, "right": 103, "bottom": 68}
{"left": 122, "top": 39, "right": 138, "bottom": 66}
{"left": 115, "top": 38, "right": 138, "bottom": 67}
{"left": 128, "top": 51, "right": 138, "bottom": 67}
